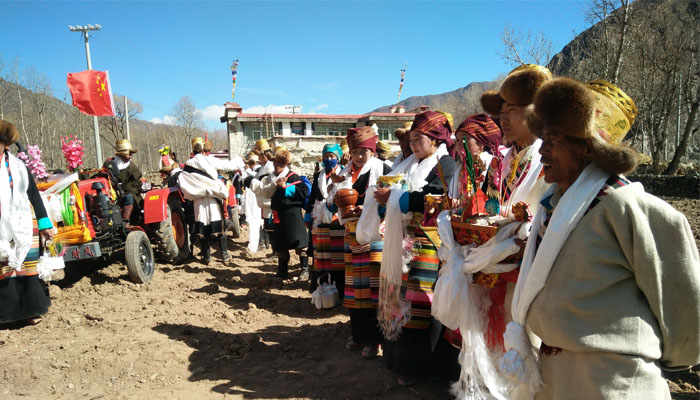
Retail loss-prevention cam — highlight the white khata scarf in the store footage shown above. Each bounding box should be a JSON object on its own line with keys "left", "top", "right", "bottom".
{"left": 501, "top": 163, "right": 608, "bottom": 399}
{"left": 331, "top": 157, "right": 384, "bottom": 225}
{"left": 0, "top": 151, "right": 33, "bottom": 271}
{"left": 311, "top": 164, "right": 339, "bottom": 228}
{"left": 499, "top": 140, "right": 544, "bottom": 218}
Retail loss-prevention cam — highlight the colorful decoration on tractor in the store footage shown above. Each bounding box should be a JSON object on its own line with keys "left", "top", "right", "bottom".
{"left": 60, "top": 135, "right": 85, "bottom": 172}
{"left": 17, "top": 145, "right": 48, "bottom": 180}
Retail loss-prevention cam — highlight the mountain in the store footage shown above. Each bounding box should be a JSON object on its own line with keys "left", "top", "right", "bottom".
{"left": 372, "top": 80, "right": 498, "bottom": 126}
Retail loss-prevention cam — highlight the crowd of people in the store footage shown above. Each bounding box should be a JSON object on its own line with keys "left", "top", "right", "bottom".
{"left": 1, "top": 64, "right": 699, "bottom": 399}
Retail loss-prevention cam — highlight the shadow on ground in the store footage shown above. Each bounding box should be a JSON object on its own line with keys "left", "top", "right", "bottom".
{"left": 153, "top": 322, "right": 451, "bottom": 400}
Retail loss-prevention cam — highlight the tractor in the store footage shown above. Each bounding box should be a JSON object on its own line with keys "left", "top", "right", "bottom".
{"left": 40, "top": 166, "right": 189, "bottom": 284}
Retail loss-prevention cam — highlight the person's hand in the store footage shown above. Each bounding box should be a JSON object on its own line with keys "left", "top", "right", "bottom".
{"left": 373, "top": 187, "right": 391, "bottom": 205}
{"left": 329, "top": 172, "right": 345, "bottom": 184}
{"left": 340, "top": 152, "right": 351, "bottom": 167}
{"left": 40, "top": 228, "right": 54, "bottom": 242}
{"left": 346, "top": 205, "right": 363, "bottom": 219}
{"left": 276, "top": 176, "right": 288, "bottom": 188}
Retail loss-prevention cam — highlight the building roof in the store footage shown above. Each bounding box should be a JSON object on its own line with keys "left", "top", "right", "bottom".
{"left": 232, "top": 111, "right": 416, "bottom": 122}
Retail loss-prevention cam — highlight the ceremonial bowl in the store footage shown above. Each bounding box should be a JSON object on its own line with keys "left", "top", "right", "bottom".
{"left": 334, "top": 188, "right": 359, "bottom": 219}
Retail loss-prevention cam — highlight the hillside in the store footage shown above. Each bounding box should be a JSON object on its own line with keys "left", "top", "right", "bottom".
{"left": 372, "top": 81, "right": 498, "bottom": 126}
{"left": 370, "top": 0, "right": 699, "bottom": 169}
{"left": 0, "top": 76, "right": 219, "bottom": 171}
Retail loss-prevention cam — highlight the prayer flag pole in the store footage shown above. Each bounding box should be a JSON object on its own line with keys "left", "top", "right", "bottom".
{"left": 397, "top": 63, "right": 406, "bottom": 103}
{"left": 231, "top": 59, "right": 239, "bottom": 101}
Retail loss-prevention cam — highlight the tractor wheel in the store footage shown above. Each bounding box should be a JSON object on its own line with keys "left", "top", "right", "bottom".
{"left": 125, "top": 230, "right": 155, "bottom": 284}
{"left": 153, "top": 198, "right": 190, "bottom": 264}
{"left": 229, "top": 206, "right": 241, "bottom": 239}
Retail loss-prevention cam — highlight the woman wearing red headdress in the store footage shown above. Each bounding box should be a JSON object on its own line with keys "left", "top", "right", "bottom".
{"left": 373, "top": 111, "right": 458, "bottom": 386}
{"left": 331, "top": 126, "right": 391, "bottom": 359}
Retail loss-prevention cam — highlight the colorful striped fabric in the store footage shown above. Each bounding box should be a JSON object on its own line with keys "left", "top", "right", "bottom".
{"left": 402, "top": 221, "right": 441, "bottom": 330}
{"left": 4, "top": 151, "right": 13, "bottom": 192}
{"left": 343, "top": 220, "right": 382, "bottom": 309}
{"left": 502, "top": 158, "right": 532, "bottom": 205}
{"left": 312, "top": 222, "right": 346, "bottom": 272}
{"left": 0, "top": 218, "right": 40, "bottom": 280}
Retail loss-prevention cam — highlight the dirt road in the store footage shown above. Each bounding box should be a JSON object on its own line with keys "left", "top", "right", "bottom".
{"left": 1, "top": 198, "right": 698, "bottom": 399}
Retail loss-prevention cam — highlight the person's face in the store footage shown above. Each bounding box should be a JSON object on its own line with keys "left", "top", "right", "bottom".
{"left": 500, "top": 103, "right": 531, "bottom": 146}
{"left": 350, "top": 147, "right": 372, "bottom": 169}
{"left": 273, "top": 159, "right": 287, "bottom": 175}
{"left": 260, "top": 153, "right": 268, "bottom": 164}
{"left": 538, "top": 127, "right": 588, "bottom": 192}
{"left": 118, "top": 152, "right": 132, "bottom": 161}
{"left": 399, "top": 134, "right": 412, "bottom": 157}
{"left": 465, "top": 137, "right": 483, "bottom": 158}
{"left": 247, "top": 161, "right": 256, "bottom": 169}
{"left": 322, "top": 153, "right": 337, "bottom": 161}
{"left": 409, "top": 131, "right": 436, "bottom": 160}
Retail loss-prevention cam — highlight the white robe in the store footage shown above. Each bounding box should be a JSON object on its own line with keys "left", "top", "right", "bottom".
{"left": 183, "top": 154, "right": 244, "bottom": 226}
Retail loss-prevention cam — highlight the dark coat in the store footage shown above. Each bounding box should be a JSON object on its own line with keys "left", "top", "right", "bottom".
{"left": 270, "top": 172, "right": 309, "bottom": 251}
{"left": 353, "top": 163, "right": 392, "bottom": 207}
{"left": 407, "top": 155, "right": 458, "bottom": 213}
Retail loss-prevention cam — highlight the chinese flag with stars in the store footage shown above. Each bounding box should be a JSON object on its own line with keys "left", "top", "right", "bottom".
{"left": 66, "top": 70, "right": 115, "bottom": 116}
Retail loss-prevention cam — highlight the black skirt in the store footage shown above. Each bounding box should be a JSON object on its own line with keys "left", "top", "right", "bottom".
{"left": 0, "top": 276, "right": 51, "bottom": 324}
{"left": 272, "top": 206, "right": 308, "bottom": 251}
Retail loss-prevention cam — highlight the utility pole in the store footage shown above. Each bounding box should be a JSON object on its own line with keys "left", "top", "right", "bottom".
{"left": 124, "top": 95, "right": 130, "bottom": 142}
{"left": 285, "top": 105, "right": 301, "bottom": 115}
{"left": 69, "top": 24, "right": 103, "bottom": 167}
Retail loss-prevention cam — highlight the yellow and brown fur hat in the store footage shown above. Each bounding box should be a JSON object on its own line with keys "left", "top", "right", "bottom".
{"left": 481, "top": 64, "right": 553, "bottom": 117}
{"left": 526, "top": 77, "right": 638, "bottom": 175}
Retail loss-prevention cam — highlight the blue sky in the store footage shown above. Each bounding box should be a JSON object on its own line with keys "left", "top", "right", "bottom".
{"left": 1, "top": 1, "right": 591, "bottom": 131}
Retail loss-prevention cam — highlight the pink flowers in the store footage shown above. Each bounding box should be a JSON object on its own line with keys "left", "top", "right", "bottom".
{"left": 17, "top": 145, "right": 48, "bottom": 179}
{"left": 61, "top": 135, "right": 85, "bottom": 172}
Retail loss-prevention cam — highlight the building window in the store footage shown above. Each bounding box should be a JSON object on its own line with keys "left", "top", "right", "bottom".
{"left": 291, "top": 122, "right": 304, "bottom": 135}
{"left": 378, "top": 128, "right": 391, "bottom": 141}
{"left": 313, "top": 123, "right": 354, "bottom": 136}
{"left": 375, "top": 123, "right": 405, "bottom": 141}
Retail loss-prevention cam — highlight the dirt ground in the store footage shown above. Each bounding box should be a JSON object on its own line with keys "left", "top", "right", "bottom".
{"left": 1, "top": 198, "right": 699, "bottom": 400}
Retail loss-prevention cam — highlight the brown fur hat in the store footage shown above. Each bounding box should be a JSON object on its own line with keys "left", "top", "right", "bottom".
{"left": 527, "top": 77, "right": 638, "bottom": 175}
{"left": 274, "top": 149, "right": 292, "bottom": 166}
{"left": 0, "top": 120, "right": 20, "bottom": 145}
{"left": 203, "top": 139, "right": 213, "bottom": 153}
{"left": 480, "top": 90, "right": 504, "bottom": 117}
{"left": 500, "top": 65, "right": 552, "bottom": 107}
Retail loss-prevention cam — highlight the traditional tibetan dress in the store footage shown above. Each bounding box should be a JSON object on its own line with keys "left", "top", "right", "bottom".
{"left": 381, "top": 149, "right": 457, "bottom": 380}
{"left": 309, "top": 160, "right": 345, "bottom": 294}
{"left": 476, "top": 139, "right": 549, "bottom": 350}
{"left": 338, "top": 156, "right": 389, "bottom": 345}
{"left": 0, "top": 151, "right": 53, "bottom": 323}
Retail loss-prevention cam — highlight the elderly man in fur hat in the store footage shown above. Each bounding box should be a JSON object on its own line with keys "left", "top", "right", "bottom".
{"left": 104, "top": 139, "right": 143, "bottom": 225}
{"left": 501, "top": 78, "right": 700, "bottom": 399}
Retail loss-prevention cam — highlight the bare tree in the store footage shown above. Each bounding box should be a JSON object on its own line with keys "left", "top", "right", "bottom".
{"left": 0, "top": 53, "right": 12, "bottom": 120}
{"left": 172, "top": 95, "right": 203, "bottom": 148}
{"left": 499, "top": 24, "right": 553, "bottom": 67}
{"left": 100, "top": 94, "right": 144, "bottom": 145}
{"left": 581, "top": 0, "right": 634, "bottom": 84}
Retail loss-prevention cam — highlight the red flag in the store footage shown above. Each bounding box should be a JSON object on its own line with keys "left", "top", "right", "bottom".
{"left": 66, "top": 70, "right": 115, "bottom": 116}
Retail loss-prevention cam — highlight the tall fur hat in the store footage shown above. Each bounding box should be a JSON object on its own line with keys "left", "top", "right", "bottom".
{"left": 273, "top": 148, "right": 292, "bottom": 165}
{"left": 0, "top": 120, "right": 20, "bottom": 145}
{"left": 481, "top": 64, "right": 552, "bottom": 116}
{"left": 191, "top": 137, "right": 204, "bottom": 152}
{"left": 526, "top": 77, "right": 638, "bottom": 175}
{"left": 203, "top": 139, "right": 213, "bottom": 153}
{"left": 394, "top": 121, "right": 413, "bottom": 139}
